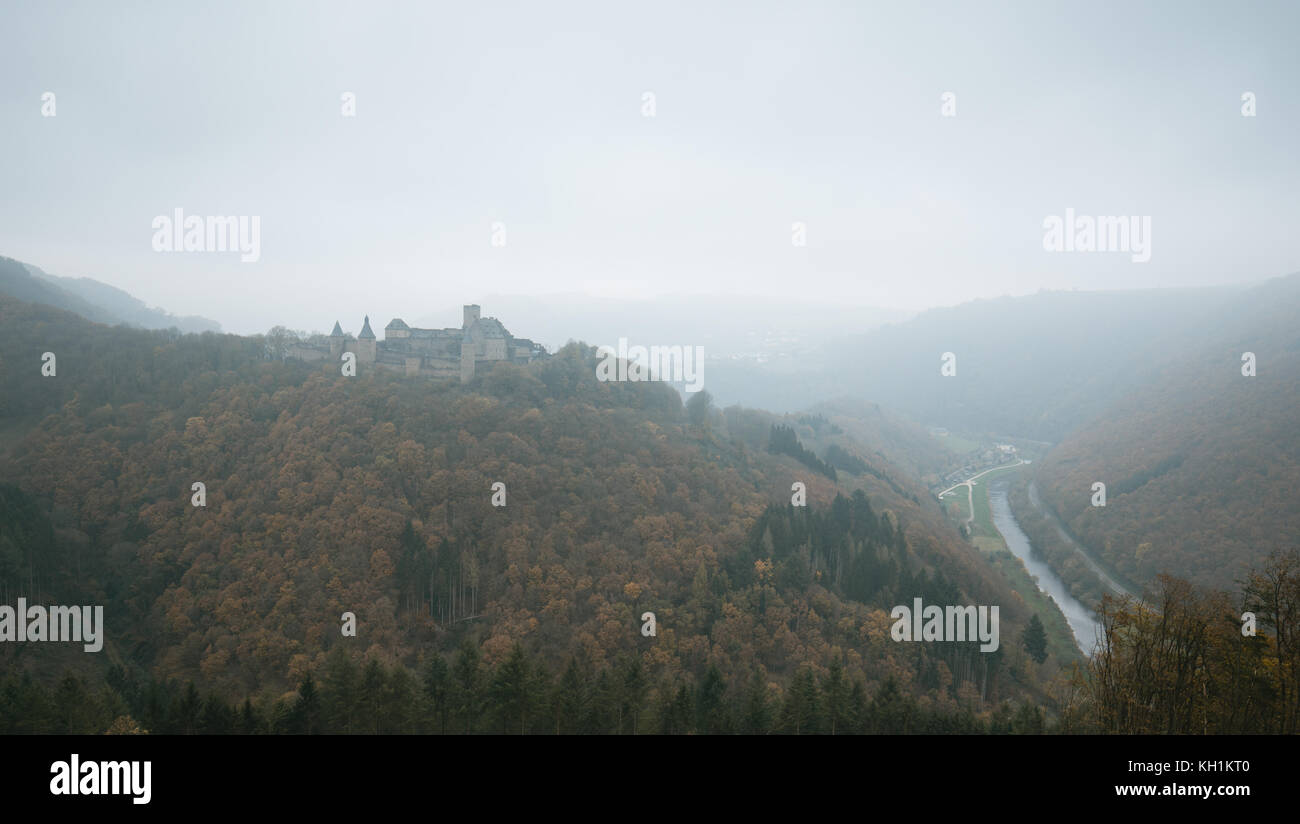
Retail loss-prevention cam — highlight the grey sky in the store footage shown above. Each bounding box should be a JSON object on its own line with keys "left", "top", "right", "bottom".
{"left": 2, "top": 0, "right": 1297, "bottom": 334}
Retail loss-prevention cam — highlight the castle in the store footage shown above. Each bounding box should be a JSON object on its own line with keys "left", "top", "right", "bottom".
{"left": 286, "top": 304, "right": 548, "bottom": 381}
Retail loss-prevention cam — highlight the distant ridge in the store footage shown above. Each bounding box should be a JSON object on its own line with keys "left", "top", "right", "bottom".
{"left": 0, "top": 255, "right": 220, "bottom": 333}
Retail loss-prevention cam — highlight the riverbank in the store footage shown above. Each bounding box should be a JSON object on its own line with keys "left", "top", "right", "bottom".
{"left": 1026, "top": 480, "right": 1136, "bottom": 599}
{"left": 987, "top": 479, "right": 1100, "bottom": 654}
{"left": 941, "top": 463, "right": 1086, "bottom": 660}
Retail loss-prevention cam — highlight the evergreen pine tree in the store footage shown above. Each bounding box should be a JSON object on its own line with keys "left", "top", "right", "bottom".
{"left": 1022, "top": 614, "right": 1049, "bottom": 664}
{"left": 780, "top": 666, "right": 821, "bottom": 734}
{"left": 821, "top": 658, "right": 849, "bottom": 735}
{"left": 424, "top": 654, "right": 451, "bottom": 734}
{"left": 451, "top": 638, "right": 483, "bottom": 733}
{"left": 490, "top": 642, "right": 534, "bottom": 734}
{"left": 740, "top": 668, "right": 772, "bottom": 734}
{"left": 694, "top": 664, "right": 727, "bottom": 734}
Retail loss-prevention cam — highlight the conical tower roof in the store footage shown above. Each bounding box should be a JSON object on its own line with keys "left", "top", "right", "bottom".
{"left": 330, "top": 321, "right": 344, "bottom": 337}
{"left": 358, "top": 315, "right": 375, "bottom": 339}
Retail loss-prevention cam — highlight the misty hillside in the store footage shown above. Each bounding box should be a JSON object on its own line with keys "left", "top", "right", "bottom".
{"left": 805, "top": 398, "right": 959, "bottom": 483}
{"left": 0, "top": 293, "right": 1053, "bottom": 722}
{"left": 710, "top": 286, "right": 1245, "bottom": 440}
{"left": 0, "top": 256, "right": 220, "bottom": 333}
{"left": 1033, "top": 272, "right": 1300, "bottom": 591}
{"left": 0, "top": 256, "right": 117, "bottom": 325}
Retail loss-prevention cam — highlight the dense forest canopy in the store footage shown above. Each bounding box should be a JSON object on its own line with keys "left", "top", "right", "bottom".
{"left": 0, "top": 294, "right": 1057, "bottom": 730}
{"left": 1036, "top": 273, "right": 1300, "bottom": 592}
{"left": 3, "top": 277, "right": 1298, "bottom": 734}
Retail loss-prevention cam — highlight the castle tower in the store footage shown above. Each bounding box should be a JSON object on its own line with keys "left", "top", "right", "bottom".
{"left": 357, "top": 315, "right": 377, "bottom": 363}
{"left": 463, "top": 304, "right": 480, "bottom": 329}
{"left": 460, "top": 330, "right": 476, "bottom": 383}
{"left": 385, "top": 318, "right": 411, "bottom": 340}
{"left": 329, "top": 320, "right": 345, "bottom": 359}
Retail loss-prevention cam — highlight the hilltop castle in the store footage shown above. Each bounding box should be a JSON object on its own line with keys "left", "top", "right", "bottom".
{"left": 286, "top": 304, "right": 548, "bottom": 381}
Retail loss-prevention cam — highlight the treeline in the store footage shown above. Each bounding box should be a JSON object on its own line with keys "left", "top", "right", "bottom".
{"left": 768, "top": 425, "right": 836, "bottom": 480}
{"left": 824, "top": 443, "right": 868, "bottom": 475}
{"left": 1071, "top": 551, "right": 1300, "bottom": 734}
{"left": 732, "top": 490, "right": 905, "bottom": 602}
{"left": 0, "top": 483, "right": 56, "bottom": 596}
{"left": 795, "top": 414, "right": 842, "bottom": 436}
{"left": 824, "top": 442, "right": 919, "bottom": 503}
{"left": 0, "top": 644, "right": 1046, "bottom": 735}
{"left": 728, "top": 492, "right": 1005, "bottom": 701}
{"left": 0, "top": 295, "right": 281, "bottom": 424}
{"left": 0, "top": 295, "right": 1047, "bottom": 713}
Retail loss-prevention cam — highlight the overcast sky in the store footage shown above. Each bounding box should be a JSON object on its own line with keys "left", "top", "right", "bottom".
{"left": 2, "top": 0, "right": 1298, "bottom": 334}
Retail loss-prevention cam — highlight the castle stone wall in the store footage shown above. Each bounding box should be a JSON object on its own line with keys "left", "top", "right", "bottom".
{"left": 288, "top": 305, "right": 545, "bottom": 382}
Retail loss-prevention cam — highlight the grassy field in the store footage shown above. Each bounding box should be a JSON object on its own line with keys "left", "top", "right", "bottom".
{"left": 939, "top": 487, "right": 971, "bottom": 522}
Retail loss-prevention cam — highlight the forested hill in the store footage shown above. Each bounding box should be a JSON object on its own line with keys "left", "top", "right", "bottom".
{"left": 0, "top": 294, "right": 1051, "bottom": 724}
{"left": 0, "top": 255, "right": 220, "bottom": 333}
{"left": 1034, "top": 272, "right": 1300, "bottom": 591}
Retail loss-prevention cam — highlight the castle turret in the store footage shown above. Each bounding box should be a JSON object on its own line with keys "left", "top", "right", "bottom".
{"left": 357, "top": 315, "right": 377, "bottom": 363}
{"left": 329, "top": 320, "right": 345, "bottom": 358}
{"left": 463, "top": 304, "right": 480, "bottom": 329}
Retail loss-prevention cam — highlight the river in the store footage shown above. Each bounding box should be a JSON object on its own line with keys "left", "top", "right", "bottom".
{"left": 987, "top": 479, "right": 1103, "bottom": 655}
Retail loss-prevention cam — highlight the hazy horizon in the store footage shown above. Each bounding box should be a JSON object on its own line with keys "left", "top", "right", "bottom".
{"left": 6, "top": 254, "right": 1283, "bottom": 346}
{"left": 3, "top": 0, "right": 1298, "bottom": 335}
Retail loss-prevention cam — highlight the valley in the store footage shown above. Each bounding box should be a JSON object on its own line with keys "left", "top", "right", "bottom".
{"left": 2, "top": 261, "right": 1299, "bottom": 734}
